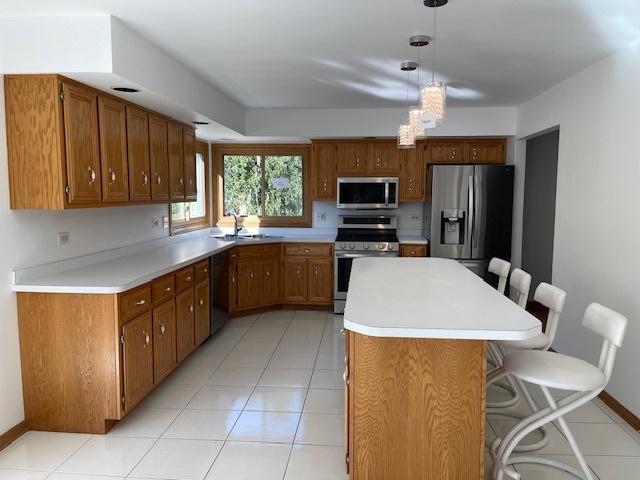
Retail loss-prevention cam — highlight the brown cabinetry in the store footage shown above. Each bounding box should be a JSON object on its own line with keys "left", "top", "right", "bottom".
{"left": 308, "top": 257, "right": 333, "bottom": 304}
{"left": 312, "top": 143, "right": 337, "bottom": 200}
{"left": 176, "top": 288, "right": 195, "bottom": 362}
{"left": 231, "top": 244, "right": 282, "bottom": 313}
{"left": 4, "top": 74, "right": 197, "bottom": 210}
{"left": 465, "top": 140, "right": 506, "bottom": 164}
{"left": 283, "top": 243, "right": 333, "bottom": 305}
{"left": 399, "top": 244, "right": 428, "bottom": 257}
{"left": 283, "top": 257, "right": 308, "bottom": 303}
{"left": 195, "top": 279, "right": 210, "bottom": 346}
{"left": 237, "top": 260, "right": 260, "bottom": 310}
{"left": 426, "top": 141, "right": 464, "bottom": 164}
{"left": 368, "top": 142, "right": 399, "bottom": 174}
{"left": 261, "top": 258, "right": 281, "bottom": 306}
{"left": 152, "top": 300, "right": 177, "bottom": 383}
{"left": 121, "top": 312, "right": 154, "bottom": 412}
{"left": 336, "top": 143, "right": 368, "bottom": 175}
{"left": 398, "top": 144, "right": 425, "bottom": 201}
{"left": 168, "top": 122, "right": 185, "bottom": 201}
{"left": 98, "top": 96, "right": 129, "bottom": 203}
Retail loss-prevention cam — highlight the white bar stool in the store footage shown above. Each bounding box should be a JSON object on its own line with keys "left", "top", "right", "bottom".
{"left": 489, "top": 258, "right": 511, "bottom": 295}
{"left": 490, "top": 303, "right": 628, "bottom": 480}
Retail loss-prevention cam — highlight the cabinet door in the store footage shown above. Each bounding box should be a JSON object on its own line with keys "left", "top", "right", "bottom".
{"left": 195, "top": 280, "right": 210, "bottom": 347}
{"left": 465, "top": 140, "right": 506, "bottom": 164}
{"left": 312, "top": 143, "right": 336, "bottom": 200}
{"left": 400, "top": 244, "right": 428, "bottom": 257}
{"left": 168, "top": 122, "right": 185, "bottom": 201}
{"left": 228, "top": 249, "right": 238, "bottom": 314}
{"left": 149, "top": 115, "right": 170, "bottom": 201}
{"left": 308, "top": 257, "right": 332, "bottom": 304}
{"left": 399, "top": 147, "right": 425, "bottom": 201}
{"left": 336, "top": 143, "right": 368, "bottom": 175}
{"left": 426, "top": 141, "right": 464, "bottom": 164}
{"left": 368, "top": 142, "right": 399, "bottom": 175}
{"left": 283, "top": 258, "right": 308, "bottom": 303}
{"left": 97, "top": 97, "right": 128, "bottom": 203}
{"left": 127, "top": 106, "right": 151, "bottom": 202}
{"left": 121, "top": 312, "right": 154, "bottom": 411}
{"left": 62, "top": 83, "right": 102, "bottom": 205}
{"left": 183, "top": 128, "right": 197, "bottom": 201}
{"left": 176, "top": 288, "right": 195, "bottom": 362}
{"left": 260, "top": 258, "right": 281, "bottom": 306}
{"left": 237, "top": 260, "right": 259, "bottom": 310}
{"left": 153, "top": 300, "right": 177, "bottom": 384}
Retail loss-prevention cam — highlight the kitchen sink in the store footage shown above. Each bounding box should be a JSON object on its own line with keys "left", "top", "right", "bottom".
{"left": 210, "top": 234, "right": 283, "bottom": 241}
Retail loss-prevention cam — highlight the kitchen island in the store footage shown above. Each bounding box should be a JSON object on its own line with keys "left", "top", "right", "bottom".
{"left": 343, "top": 257, "right": 541, "bottom": 480}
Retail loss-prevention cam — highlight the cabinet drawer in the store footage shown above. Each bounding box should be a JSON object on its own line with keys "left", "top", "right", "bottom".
{"left": 120, "top": 285, "right": 152, "bottom": 323}
{"left": 284, "top": 243, "right": 332, "bottom": 257}
{"left": 236, "top": 244, "right": 281, "bottom": 259}
{"left": 400, "top": 244, "right": 428, "bottom": 257}
{"left": 152, "top": 274, "right": 175, "bottom": 305}
{"left": 194, "top": 260, "right": 209, "bottom": 284}
{"left": 175, "top": 266, "right": 195, "bottom": 292}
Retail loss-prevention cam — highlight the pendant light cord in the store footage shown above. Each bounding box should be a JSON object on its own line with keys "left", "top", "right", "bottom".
{"left": 416, "top": 47, "right": 421, "bottom": 104}
{"left": 432, "top": 6, "right": 437, "bottom": 84}
{"left": 406, "top": 69, "right": 410, "bottom": 107}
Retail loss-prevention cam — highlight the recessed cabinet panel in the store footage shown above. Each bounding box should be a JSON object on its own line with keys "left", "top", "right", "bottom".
{"left": 168, "top": 122, "right": 185, "bottom": 201}
{"left": 399, "top": 146, "right": 425, "bottom": 201}
{"left": 62, "top": 83, "right": 102, "bottom": 205}
{"left": 98, "top": 97, "right": 129, "bottom": 203}
{"left": 283, "top": 258, "right": 308, "bottom": 303}
{"left": 121, "top": 312, "right": 154, "bottom": 411}
{"left": 149, "top": 115, "right": 170, "bottom": 201}
{"left": 426, "top": 141, "right": 464, "bottom": 164}
{"left": 336, "top": 143, "right": 368, "bottom": 175}
{"left": 195, "top": 279, "right": 210, "bottom": 347}
{"left": 465, "top": 140, "right": 506, "bottom": 164}
{"left": 153, "top": 300, "right": 177, "bottom": 384}
{"left": 127, "top": 106, "right": 151, "bottom": 202}
{"left": 176, "top": 288, "right": 195, "bottom": 362}
{"left": 308, "top": 257, "right": 332, "bottom": 304}
{"left": 368, "top": 143, "right": 399, "bottom": 174}
{"left": 183, "top": 127, "right": 197, "bottom": 201}
{"left": 237, "top": 260, "right": 260, "bottom": 309}
{"left": 260, "top": 258, "right": 281, "bottom": 306}
{"left": 312, "top": 143, "right": 337, "bottom": 200}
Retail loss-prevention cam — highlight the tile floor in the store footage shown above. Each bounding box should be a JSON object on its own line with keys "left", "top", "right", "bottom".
{"left": 0, "top": 310, "right": 639, "bottom": 479}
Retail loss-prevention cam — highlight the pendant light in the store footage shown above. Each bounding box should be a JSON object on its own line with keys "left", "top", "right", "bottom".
{"left": 398, "top": 61, "right": 417, "bottom": 149}
{"left": 420, "top": 0, "right": 447, "bottom": 124}
{"left": 408, "top": 35, "right": 431, "bottom": 139}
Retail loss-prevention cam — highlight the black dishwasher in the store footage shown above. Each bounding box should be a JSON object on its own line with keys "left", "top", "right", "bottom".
{"left": 209, "top": 250, "right": 230, "bottom": 334}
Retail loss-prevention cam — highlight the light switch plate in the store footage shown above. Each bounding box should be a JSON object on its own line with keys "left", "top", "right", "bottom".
{"left": 57, "top": 231, "right": 70, "bottom": 246}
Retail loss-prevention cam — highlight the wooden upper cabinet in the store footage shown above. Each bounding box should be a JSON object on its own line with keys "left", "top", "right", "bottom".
{"left": 283, "top": 258, "right": 308, "bottom": 303}
{"left": 368, "top": 143, "right": 399, "bottom": 175}
{"left": 152, "top": 300, "right": 177, "bottom": 384}
{"left": 308, "top": 257, "right": 332, "bottom": 304}
{"left": 312, "top": 143, "right": 337, "bottom": 200}
{"left": 62, "top": 82, "right": 102, "bottom": 205}
{"left": 426, "top": 141, "right": 464, "bottom": 164}
{"left": 168, "top": 122, "right": 185, "bottom": 201}
{"left": 98, "top": 96, "right": 129, "bottom": 203}
{"left": 464, "top": 139, "right": 506, "bottom": 164}
{"left": 336, "top": 143, "right": 368, "bottom": 175}
{"left": 121, "top": 312, "right": 154, "bottom": 411}
{"left": 183, "top": 127, "right": 197, "bottom": 201}
{"left": 399, "top": 144, "right": 426, "bottom": 201}
{"left": 126, "top": 106, "right": 151, "bottom": 202}
{"left": 148, "top": 115, "right": 170, "bottom": 202}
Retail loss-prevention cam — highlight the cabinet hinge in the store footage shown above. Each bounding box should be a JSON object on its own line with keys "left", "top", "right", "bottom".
{"left": 59, "top": 90, "right": 64, "bottom": 102}
{"left": 346, "top": 453, "right": 350, "bottom": 464}
{"left": 121, "top": 394, "right": 126, "bottom": 405}
{"left": 120, "top": 334, "right": 125, "bottom": 344}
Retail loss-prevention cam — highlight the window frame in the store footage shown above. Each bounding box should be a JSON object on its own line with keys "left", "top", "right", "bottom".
{"left": 170, "top": 140, "right": 211, "bottom": 235}
{"left": 213, "top": 144, "right": 312, "bottom": 228}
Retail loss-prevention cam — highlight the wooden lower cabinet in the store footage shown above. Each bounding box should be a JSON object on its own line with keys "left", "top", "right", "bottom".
{"left": 260, "top": 258, "right": 281, "bottom": 306}
{"left": 152, "top": 300, "right": 177, "bottom": 384}
{"left": 195, "top": 279, "right": 211, "bottom": 346}
{"left": 346, "top": 332, "right": 486, "bottom": 480}
{"left": 176, "top": 288, "right": 195, "bottom": 362}
{"left": 283, "top": 257, "right": 308, "bottom": 303}
{"left": 308, "top": 257, "right": 332, "bottom": 304}
{"left": 121, "top": 312, "right": 154, "bottom": 412}
{"left": 237, "top": 260, "right": 260, "bottom": 310}
{"left": 399, "top": 244, "right": 428, "bottom": 257}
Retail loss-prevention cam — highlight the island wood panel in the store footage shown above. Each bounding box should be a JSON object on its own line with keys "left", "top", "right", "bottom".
{"left": 5, "top": 75, "right": 66, "bottom": 209}
{"left": 350, "top": 333, "right": 486, "bottom": 480}
{"left": 16, "top": 292, "right": 122, "bottom": 434}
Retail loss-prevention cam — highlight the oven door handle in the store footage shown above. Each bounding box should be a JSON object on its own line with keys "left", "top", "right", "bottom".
{"left": 335, "top": 253, "right": 376, "bottom": 259}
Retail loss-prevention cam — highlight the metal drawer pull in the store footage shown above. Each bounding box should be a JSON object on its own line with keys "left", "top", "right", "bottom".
{"left": 157, "top": 174, "right": 162, "bottom": 185}
{"left": 109, "top": 169, "right": 116, "bottom": 185}
{"left": 179, "top": 176, "right": 184, "bottom": 185}
{"left": 164, "top": 287, "right": 172, "bottom": 292}
{"left": 134, "top": 299, "right": 146, "bottom": 306}
{"left": 189, "top": 304, "right": 194, "bottom": 313}
{"left": 304, "top": 248, "right": 311, "bottom": 253}
{"left": 340, "top": 328, "right": 346, "bottom": 335}
{"left": 88, "top": 166, "right": 96, "bottom": 185}
{"left": 143, "top": 331, "right": 150, "bottom": 347}
{"left": 142, "top": 172, "right": 149, "bottom": 186}
{"left": 203, "top": 268, "right": 208, "bottom": 273}
{"left": 199, "top": 299, "right": 204, "bottom": 306}
{"left": 160, "top": 323, "right": 165, "bottom": 335}
{"left": 185, "top": 275, "right": 192, "bottom": 282}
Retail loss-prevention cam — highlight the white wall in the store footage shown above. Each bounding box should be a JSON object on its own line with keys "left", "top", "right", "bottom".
{"left": 0, "top": 78, "right": 170, "bottom": 433}
{"left": 516, "top": 42, "right": 640, "bottom": 415}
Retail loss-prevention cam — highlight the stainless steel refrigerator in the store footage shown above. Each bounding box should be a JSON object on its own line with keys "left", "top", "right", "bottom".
{"left": 423, "top": 164, "right": 514, "bottom": 279}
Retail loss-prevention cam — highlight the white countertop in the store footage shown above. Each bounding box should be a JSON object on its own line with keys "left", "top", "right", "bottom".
{"left": 12, "top": 233, "right": 335, "bottom": 294}
{"left": 397, "top": 234, "right": 429, "bottom": 245}
{"left": 344, "top": 257, "right": 541, "bottom": 341}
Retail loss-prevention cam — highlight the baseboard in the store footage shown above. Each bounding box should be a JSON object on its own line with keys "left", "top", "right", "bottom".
{"left": 229, "top": 303, "right": 333, "bottom": 318}
{"left": 599, "top": 390, "right": 640, "bottom": 431}
{"left": 0, "top": 421, "right": 27, "bottom": 452}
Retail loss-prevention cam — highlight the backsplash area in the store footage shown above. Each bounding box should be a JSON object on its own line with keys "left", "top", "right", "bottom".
{"left": 311, "top": 201, "right": 424, "bottom": 234}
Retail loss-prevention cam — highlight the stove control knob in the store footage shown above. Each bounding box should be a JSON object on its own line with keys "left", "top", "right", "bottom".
{"left": 388, "top": 244, "right": 395, "bottom": 251}
{"left": 364, "top": 244, "right": 370, "bottom": 250}
{"left": 377, "top": 243, "right": 385, "bottom": 250}
{"left": 349, "top": 244, "right": 356, "bottom": 250}
{"left": 340, "top": 243, "right": 347, "bottom": 250}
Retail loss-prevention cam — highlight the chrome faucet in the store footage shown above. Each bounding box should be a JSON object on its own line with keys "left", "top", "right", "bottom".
{"left": 227, "top": 212, "right": 243, "bottom": 238}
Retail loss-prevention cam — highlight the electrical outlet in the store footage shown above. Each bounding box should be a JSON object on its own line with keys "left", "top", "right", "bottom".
{"left": 57, "top": 231, "right": 70, "bottom": 246}
{"left": 317, "top": 211, "right": 327, "bottom": 221}
{"left": 162, "top": 216, "right": 169, "bottom": 229}
{"left": 152, "top": 218, "right": 160, "bottom": 228}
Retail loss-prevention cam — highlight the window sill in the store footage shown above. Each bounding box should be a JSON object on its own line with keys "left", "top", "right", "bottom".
{"left": 216, "top": 216, "right": 312, "bottom": 229}
{"left": 170, "top": 220, "right": 210, "bottom": 235}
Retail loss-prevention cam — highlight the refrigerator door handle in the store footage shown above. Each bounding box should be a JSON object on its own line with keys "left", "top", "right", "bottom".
{"left": 473, "top": 174, "right": 479, "bottom": 249}
{"left": 468, "top": 174, "right": 474, "bottom": 251}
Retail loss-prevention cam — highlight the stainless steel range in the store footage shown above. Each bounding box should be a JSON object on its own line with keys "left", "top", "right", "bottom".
{"left": 334, "top": 215, "right": 399, "bottom": 313}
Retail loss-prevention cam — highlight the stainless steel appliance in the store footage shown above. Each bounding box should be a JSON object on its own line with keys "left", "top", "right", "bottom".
{"left": 337, "top": 177, "right": 399, "bottom": 209}
{"left": 334, "top": 215, "right": 399, "bottom": 313}
{"left": 424, "top": 164, "right": 514, "bottom": 279}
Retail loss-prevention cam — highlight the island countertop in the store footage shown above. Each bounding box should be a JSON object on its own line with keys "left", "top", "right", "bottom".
{"left": 344, "top": 257, "right": 541, "bottom": 341}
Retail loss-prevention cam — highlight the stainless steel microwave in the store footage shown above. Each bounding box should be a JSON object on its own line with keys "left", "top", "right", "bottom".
{"left": 336, "top": 177, "right": 399, "bottom": 209}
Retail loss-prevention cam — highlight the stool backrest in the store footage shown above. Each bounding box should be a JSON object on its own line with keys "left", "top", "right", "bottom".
{"left": 583, "top": 303, "right": 628, "bottom": 382}
{"left": 533, "top": 282, "right": 567, "bottom": 349}
{"left": 509, "top": 268, "right": 531, "bottom": 309}
{"left": 489, "top": 258, "right": 511, "bottom": 295}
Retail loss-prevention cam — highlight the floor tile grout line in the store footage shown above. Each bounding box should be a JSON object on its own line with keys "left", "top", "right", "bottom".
{"left": 44, "top": 431, "right": 95, "bottom": 476}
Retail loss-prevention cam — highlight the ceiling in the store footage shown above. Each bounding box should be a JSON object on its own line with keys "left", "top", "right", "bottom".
{"left": 2, "top": 0, "right": 640, "bottom": 109}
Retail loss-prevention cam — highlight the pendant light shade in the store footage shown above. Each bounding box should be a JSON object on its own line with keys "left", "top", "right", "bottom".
{"left": 420, "top": 81, "right": 447, "bottom": 123}
{"left": 408, "top": 106, "right": 426, "bottom": 139}
{"left": 397, "top": 124, "right": 416, "bottom": 149}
